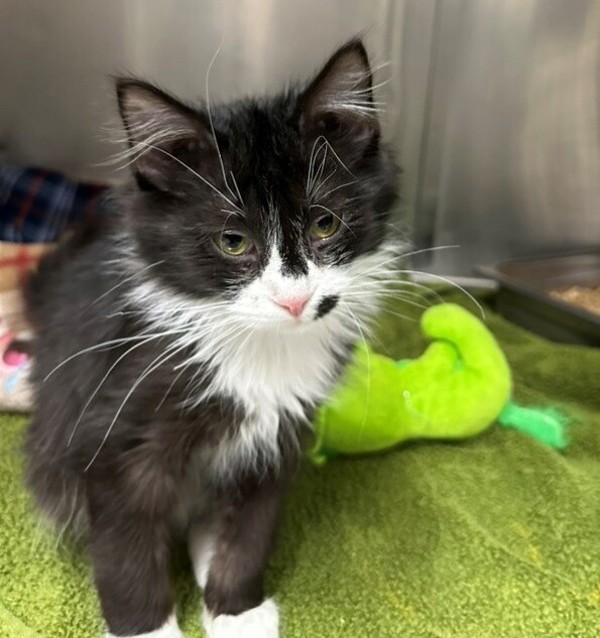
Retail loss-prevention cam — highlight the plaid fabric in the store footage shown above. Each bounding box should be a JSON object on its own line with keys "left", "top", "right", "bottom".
{"left": 0, "top": 163, "right": 112, "bottom": 243}
{"left": 0, "top": 242, "right": 53, "bottom": 333}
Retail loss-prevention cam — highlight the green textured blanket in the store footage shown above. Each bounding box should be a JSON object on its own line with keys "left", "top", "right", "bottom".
{"left": 1, "top": 293, "right": 599, "bottom": 637}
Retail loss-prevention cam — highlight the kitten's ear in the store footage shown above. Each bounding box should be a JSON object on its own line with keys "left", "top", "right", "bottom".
{"left": 298, "top": 39, "right": 379, "bottom": 161}
{"left": 116, "top": 78, "right": 220, "bottom": 193}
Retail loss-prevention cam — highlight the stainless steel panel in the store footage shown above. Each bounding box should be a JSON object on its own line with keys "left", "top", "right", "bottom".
{"left": 414, "top": 0, "right": 600, "bottom": 274}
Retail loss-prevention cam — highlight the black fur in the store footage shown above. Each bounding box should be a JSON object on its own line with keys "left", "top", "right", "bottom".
{"left": 315, "top": 294, "right": 340, "bottom": 319}
{"left": 24, "top": 38, "right": 398, "bottom": 635}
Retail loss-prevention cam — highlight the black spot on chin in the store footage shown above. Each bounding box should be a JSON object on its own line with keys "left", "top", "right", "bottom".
{"left": 315, "top": 295, "right": 339, "bottom": 320}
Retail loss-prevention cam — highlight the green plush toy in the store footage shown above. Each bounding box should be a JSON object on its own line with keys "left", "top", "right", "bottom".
{"left": 311, "top": 303, "right": 568, "bottom": 464}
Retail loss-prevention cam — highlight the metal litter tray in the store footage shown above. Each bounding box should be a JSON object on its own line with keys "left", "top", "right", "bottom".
{"left": 480, "top": 249, "right": 600, "bottom": 347}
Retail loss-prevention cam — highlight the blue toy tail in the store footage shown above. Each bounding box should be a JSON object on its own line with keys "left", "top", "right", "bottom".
{"left": 498, "top": 401, "right": 569, "bottom": 450}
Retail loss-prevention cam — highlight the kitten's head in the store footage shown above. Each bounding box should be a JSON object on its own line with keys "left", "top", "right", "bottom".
{"left": 116, "top": 39, "right": 398, "bottom": 332}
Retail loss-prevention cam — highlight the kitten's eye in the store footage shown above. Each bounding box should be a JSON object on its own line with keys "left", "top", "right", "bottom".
{"left": 310, "top": 212, "right": 341, "bottom": 239}
{"left": 214, "top": 231, "right": 252, "bottom": 256}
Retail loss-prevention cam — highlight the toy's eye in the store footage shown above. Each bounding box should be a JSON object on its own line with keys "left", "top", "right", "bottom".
{"left": 310, "top": 212, "right": 341, "bottom": 240}
{"left": 214, "top": 231, "right": 252, "bottom": 256}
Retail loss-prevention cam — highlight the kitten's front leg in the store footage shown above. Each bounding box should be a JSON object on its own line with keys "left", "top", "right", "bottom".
{"left": 197, "top": 470, "right": 289, "bottom": 638}
{"left": 87, "top": 477, "right": 182, "bottom": 638}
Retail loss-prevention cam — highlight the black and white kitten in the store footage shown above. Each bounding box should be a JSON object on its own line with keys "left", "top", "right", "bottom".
{"left": 24, "top": 39, "right": 398, "bottom": 638}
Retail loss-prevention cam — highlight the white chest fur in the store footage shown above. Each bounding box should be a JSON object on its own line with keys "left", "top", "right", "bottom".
{"left": 204, "top": 324, "right": 344, "bottom": 478}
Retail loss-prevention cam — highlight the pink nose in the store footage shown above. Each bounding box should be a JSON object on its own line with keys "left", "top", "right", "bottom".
{"left": 277, "top": 296, "right": 310, "bottom": 318}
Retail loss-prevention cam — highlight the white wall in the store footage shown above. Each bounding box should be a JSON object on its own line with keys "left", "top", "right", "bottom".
{"left": 0, "top": 0, "right": 402, "bottom": 182}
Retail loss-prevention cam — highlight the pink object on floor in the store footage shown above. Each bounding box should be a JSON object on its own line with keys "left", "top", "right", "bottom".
{"left": 4, "top": 347, "right": 28, "bottom": 368}
{"left": 0, "top": 318, "right": 32, "bottom": 412}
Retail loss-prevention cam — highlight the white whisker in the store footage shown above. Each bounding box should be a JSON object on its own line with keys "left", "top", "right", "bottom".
{"left": 318, "top": 178, "right": 360, "bottom": 201}
{"left": 306, "top": 138, "right": 328, "bottom": 195}
{"left": 346, "top": 280, "right": 445, "bottom": 306}
{"left": 84, "top": 341, "right": 187, "bottom": 472}
{"left": 376, "top": 307, "right": 419, "bottom": 323}
{"left": 43, "top": 335, "right": 157, "bottom": 381}
{"left": 341, "top": 302, "right": 372, "bottom": 445}
{"left": 90, "top": 260, "right": 164, "bottom": 307}
{"left": 305, "top": 138, "right": 320, "bottom": 195}
{"left": 315, "top": 136, "right": 354, "bottom": 178}
{"left": 396, "top": 270, "right": 485, "bottom": 319}
{"left": 311, "top": 144, "right": 329, "bottom": 195}
{"left": 358, "top": 244, "right": 461, "bottom": 279}
{"left": 205, "top": 37, "right": 241, "bottom": 206}
{"left": 229, "top": 170, "right": 245, "bottom": 207}
{"left": 134, "top": 141, "right": 241, "bottom": 211}
{"left": 343, "top": 290, "right": 429, "bottom": 311}
{"left": 67, "top": 333, "right": 171, "bottom": 446}
{"left": 155, "top": 365, "right": 188, "bottom": 412}
{"left": 306, "top": 135, "right": 356, "bottom": 202}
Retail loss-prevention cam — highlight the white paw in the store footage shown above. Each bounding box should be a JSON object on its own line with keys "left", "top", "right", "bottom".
{"left": 189, "top": 523, "right": 217, "bottom": 589}
{"left": 105, "top": 613, "right": 183, "bottom": 638}
{"left": 203, "top": 599, "right": 279, "bottom": 638}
